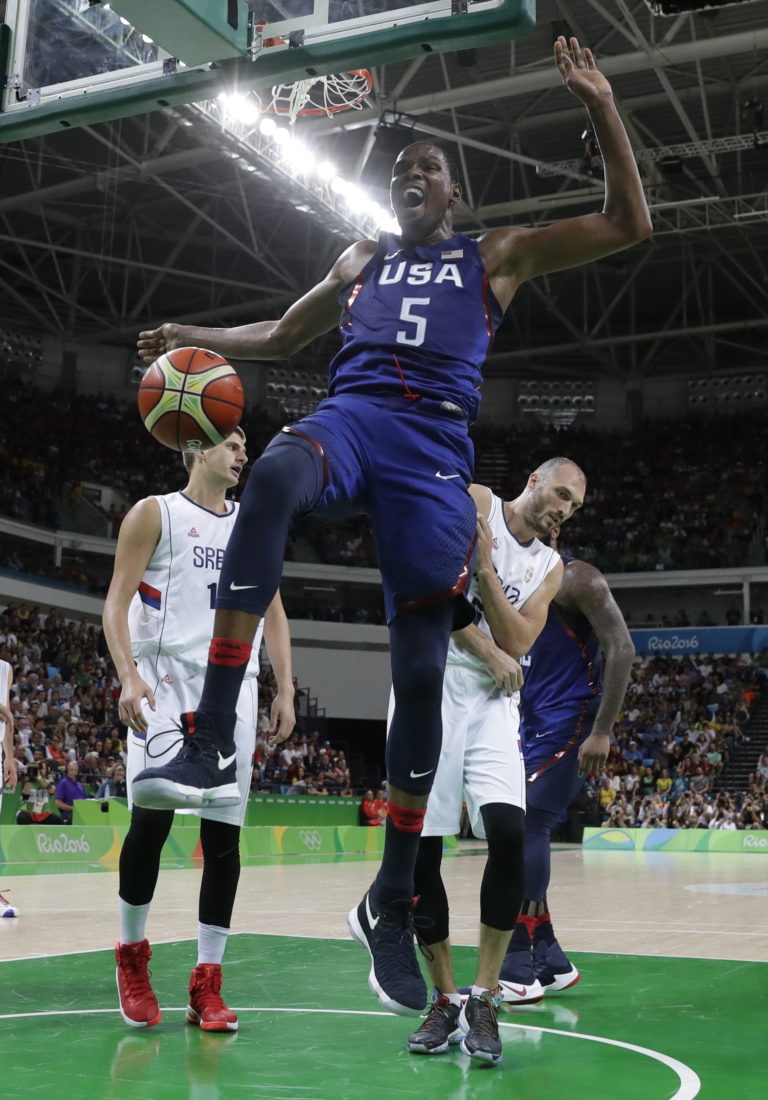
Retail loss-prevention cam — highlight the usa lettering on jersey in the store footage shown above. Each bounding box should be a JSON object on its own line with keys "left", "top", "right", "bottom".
{"left": 379, "top": 261, "right": 464, "bottom": 288}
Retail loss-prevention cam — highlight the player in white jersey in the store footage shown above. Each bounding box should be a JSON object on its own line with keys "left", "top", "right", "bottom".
{"left": 103, "top": 428, "right": 295, "bottom": 1032}
{"left": 0, "top": 658, "right": 19, "bottom": 918}
{"left": 406, "top": 458, "right": 587, "bottom": 1065}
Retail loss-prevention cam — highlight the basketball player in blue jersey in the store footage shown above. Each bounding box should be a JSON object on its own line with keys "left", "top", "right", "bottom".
{"left": 133, "top": 37, "right": 651, "bottom": 1018}
{"left": 104, "top": 429, "right": 295, "bottom": 1032}
{"left": 501, "top": 531, "right": 635, "bottom": 995}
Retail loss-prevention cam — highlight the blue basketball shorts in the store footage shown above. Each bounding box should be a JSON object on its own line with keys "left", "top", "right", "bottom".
{"left": 521, "top": 698, "right": 599, "bottom": 814}
{"left": 286, "top": 393, "right": 477, "bottom": 622}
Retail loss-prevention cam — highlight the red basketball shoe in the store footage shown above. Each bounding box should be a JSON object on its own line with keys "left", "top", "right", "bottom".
{"left": 0, "top": 888, "right": 18, "bottom": 918}
{"left": 186, "top": 964, "right": 239, "bottom": 1032}
{"left": 115, "top": 940, "right": 162, "bottom": 1028}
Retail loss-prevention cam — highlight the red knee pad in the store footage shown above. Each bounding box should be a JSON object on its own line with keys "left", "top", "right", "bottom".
{"left": 209, "top": 638, "right": 252, "bottom": 667}
{"left": 387, "top": 802, "right": 427, "bottom": 834}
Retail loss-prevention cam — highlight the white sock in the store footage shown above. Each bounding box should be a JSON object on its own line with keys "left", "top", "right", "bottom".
{"left": 471, "top": 985, "right": 490, "bottom": 998}
{"left": 119, "top": 900, "right": 151, "bottom": 945}
{"left": 444, "top": 992, "right": 462, "bottom": 1007}
{"left": 197, "top": 922, "right": 229, "bottom": 965}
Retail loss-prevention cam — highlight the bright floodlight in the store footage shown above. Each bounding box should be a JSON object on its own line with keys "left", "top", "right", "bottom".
{"left": 220, "top": 94, "right": 260, "bottom": 126}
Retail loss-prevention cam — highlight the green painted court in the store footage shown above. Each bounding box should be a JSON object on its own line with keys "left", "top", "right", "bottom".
{"left": 1, "top": 841, "right": 765, "bottom": 1099}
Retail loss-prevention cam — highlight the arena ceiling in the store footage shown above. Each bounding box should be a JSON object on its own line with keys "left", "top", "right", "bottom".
{"left": 1, "top": 0, "right": 767, "bottom": 384}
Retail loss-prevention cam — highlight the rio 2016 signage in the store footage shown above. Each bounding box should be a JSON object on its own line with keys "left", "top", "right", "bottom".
{"left": 630, "top": 626, "right": 768, "bottom": 655}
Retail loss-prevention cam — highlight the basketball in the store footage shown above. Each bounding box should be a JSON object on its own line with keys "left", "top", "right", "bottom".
{"left": 137, "top": 347, "right": 245, "bottom": 452}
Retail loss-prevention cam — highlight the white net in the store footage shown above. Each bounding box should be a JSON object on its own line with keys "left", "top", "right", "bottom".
{"left": 256, "top": 70, "right": 373, "bottom": 123}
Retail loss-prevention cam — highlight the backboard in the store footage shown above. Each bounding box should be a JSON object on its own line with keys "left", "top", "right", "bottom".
{"left": 0, "top": 0, "right": 536, "bottom": 143}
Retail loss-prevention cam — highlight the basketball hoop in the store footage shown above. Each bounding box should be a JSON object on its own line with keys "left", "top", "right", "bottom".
{"left": 256, "top": 69, "right": 374, "bottom": 124}
{"left": 251, "top": 26, "right": 373, "bottom": 124}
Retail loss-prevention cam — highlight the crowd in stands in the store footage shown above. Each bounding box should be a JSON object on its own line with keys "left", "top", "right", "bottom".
{"left": 251, "top": 728, "right": 354, "bottom": 797}
{"left": 2, "top": 377, "right": 768, "bottom": 602}
{"left": 1, "top": 600, "right": 358, "bottom": 819}
{"left": 3, "top": 599, "right": 768, "bottom": 830}
{"left": 582, "top": 651, "right": 768, "bottom": 830}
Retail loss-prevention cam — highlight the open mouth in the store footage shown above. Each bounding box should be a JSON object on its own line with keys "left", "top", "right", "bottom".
{"left": 401, "top": 185, "right": 424, "bottom": 209}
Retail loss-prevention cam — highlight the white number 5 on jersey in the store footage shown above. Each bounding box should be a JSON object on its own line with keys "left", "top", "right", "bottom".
{"left": 397, "top": 297, "right": 430, "bottom": 346}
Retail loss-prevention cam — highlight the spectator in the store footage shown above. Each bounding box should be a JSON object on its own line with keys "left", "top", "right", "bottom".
{"left": 16, "top": 760, "right": 63, "bottom": 824}
{"left": 361, "top": 789, "right": 384, "bottom": 826}
{"left": 54, "top": 759, "right": 88, "bottom": 823}
{"left": 95, "top": 763, "right": 127, "bottom": 799}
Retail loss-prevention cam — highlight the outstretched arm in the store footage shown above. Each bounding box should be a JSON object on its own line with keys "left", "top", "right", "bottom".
{"left": 557, "top": 562, "right": 635, "bottom": 775}
{"left": 480, "top": 37, "right": 652, "bottom": 305}
{"left": 137, "top": 239, "right": 377, "bottom": 364}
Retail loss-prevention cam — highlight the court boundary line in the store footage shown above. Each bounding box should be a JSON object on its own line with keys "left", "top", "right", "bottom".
{"left": 0, "top": 1005, "right": 701, "bottom": 1099}
{"left": 1, "top": 932, "right": 765, "bottom": 966}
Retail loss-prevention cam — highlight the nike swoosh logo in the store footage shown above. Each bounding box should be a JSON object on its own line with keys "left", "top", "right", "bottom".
{"left": 501, "top": 983, "right": 529, "bottom": 998}
{"left": 435, "top": 471, "right": 461, "bottom": 480}
{"left": 217, "top": 751, "right": 237, "bottom": 770}
{"left": 365, "top": 893, "right": 379, "bottom": 930}
{"left": 410, "top": 768, "right": 433, "bottom": 779}
{"left": 229, "top": 582, "right": 259, "bottom": 591}
{"left": 384, "top": 250, "right": 403, "bottom": 260}
{"left": 534, "top": 732, "right": 549, "bottom": 738}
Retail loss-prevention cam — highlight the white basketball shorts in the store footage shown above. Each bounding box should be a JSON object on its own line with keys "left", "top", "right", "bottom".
{"left": 126, "top": 654, "right": 258, "bottom": 827}
{"left": 418, "top": 662, "right": 525, "bottom": 839}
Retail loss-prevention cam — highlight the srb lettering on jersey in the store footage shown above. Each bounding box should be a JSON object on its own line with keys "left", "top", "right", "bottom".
{"left": 192, "top": 546, "right": 226, "bottom": 570}
{"left": 379, "top": 261, "right": 464, "bottom": 288}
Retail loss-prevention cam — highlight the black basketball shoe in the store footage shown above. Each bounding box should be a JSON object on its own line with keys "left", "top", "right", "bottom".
{"left": 459, "top": 988, "right": 503, "bottom": 1065}
{"left": 348, "top": 887, "right": 428, "bottom": 1017}
{"left": 132, "top": 712, "right": 240, "bottom": 810}
{"left": 407, "top": 991, "right": 463, "bottom": 1054}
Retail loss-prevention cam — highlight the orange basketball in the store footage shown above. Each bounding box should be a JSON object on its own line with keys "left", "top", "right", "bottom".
{"left": 137, "top": 347, "right": 245, "bottom": 452}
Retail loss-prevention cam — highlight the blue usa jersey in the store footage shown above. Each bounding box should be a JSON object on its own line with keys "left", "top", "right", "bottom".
{"left": 328, "top": 232, "right": 504, "bottom": 421}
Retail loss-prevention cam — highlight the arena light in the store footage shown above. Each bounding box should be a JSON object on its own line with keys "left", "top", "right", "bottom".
{"left": 190, "top": 98, "right": 398, "bottom": 241}
{"left": 688, "top": 373, "right": 766, "bottom": 410}
{"left": 219, "top": 93, "right": 260, "bottom": 127}
{"left": 517, "top": 379, "right": 596, "bottom": 427}
{"left": 342, "top": 184, "right": 368, "bottom": 214}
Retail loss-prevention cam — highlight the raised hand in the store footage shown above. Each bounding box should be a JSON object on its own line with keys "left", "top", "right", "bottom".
{"left": 554, "top": 36, "right": 613, "bottom": 106}
{"left": 137, "top": 322, "right": 182, "bottom": 364}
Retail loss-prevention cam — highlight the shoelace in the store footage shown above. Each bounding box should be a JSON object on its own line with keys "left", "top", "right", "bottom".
{"left": 384, "top": 904, "right": 436, "bottom": 965}
{"left": 411, "top": 911, "right": 435, "bottom": 964}
{"left": 191, "top": 973, "right": 228, "bottom": 1012}
{"left": 469, "top": 993, "right": 500, "bottom": 1037}
{"left": 420, "top": 1000, "right": 457, "bottom": 1032}
{"left": 145, "top": 723, "right": 211, "bottom": 761}
{"left": 119, "top": 948, "right": 153, "bottom": 997}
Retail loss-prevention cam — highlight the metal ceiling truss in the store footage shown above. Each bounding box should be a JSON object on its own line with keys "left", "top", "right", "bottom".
{"left": 1, "top": 0, "right": 766, "bottom": 377}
